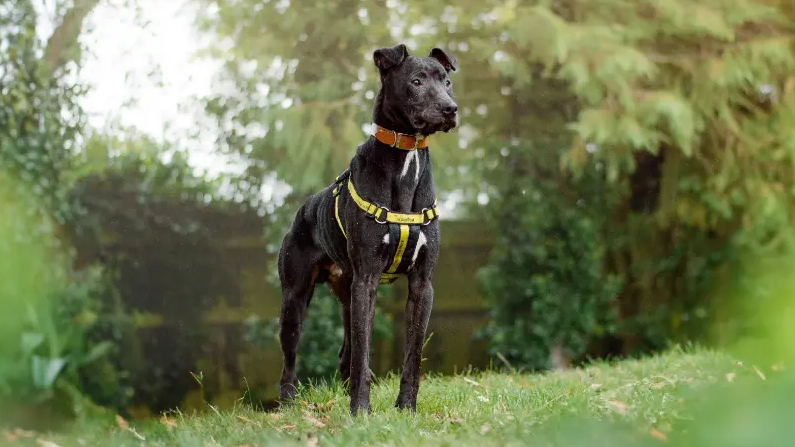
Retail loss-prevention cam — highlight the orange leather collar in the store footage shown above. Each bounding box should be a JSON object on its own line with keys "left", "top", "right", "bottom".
{"left": 373, "top": 124, "right": 429, "bottom": 150}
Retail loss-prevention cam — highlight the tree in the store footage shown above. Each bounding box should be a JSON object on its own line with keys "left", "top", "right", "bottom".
{"left": 401, "top": 1, "right": 622, "bottom": 369}
{"left": 193, "top": 0, "right": 419, "bottom": 382}
{"left": 195, "top": 0, "right": 386, "bottom": 196}
{"left": 43, "top": 0, "right": 103, "bottom": 73}
{"left": 0, "top": 0, "right": 120, "bottom": 416}
{"left": 195, "top": 0, "right": 471, "bottom": 201}
{"left": 405, "top": 0, "right": 795, "bottom": 363}
{"left": 194, "top": 0, "right": 795, "bottom": 368}
{"left": 1, "top": 0, "right": 104, "bottom": 218}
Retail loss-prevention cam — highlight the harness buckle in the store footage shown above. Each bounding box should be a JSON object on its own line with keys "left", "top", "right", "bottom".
{"left": 367, "top": 205, "right": 389, "bottom": 225}
{"left": 334, "top": 169, "right": 350, "bottom": 184}
{"left": 373, "top": 205, "right": 390, "bottom": 224}
{"left": 421, "top": 207, "right": 436, "bottom": 225}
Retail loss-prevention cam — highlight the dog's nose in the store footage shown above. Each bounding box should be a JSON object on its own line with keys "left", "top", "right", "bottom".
{"left": 442, "top": 104, "right": 458, "bottom": 116}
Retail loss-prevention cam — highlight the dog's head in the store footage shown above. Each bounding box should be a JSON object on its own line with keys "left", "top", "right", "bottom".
{"left": 373, "top": 43, "right": 458, "bottom": 136}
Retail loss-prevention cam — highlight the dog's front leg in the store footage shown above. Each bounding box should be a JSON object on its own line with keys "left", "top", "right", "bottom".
{"left": 348, "top": 272, "right": 379, "bottom": 415}
{"left": 395, "top": 269, "right": 434, "bottom": 411}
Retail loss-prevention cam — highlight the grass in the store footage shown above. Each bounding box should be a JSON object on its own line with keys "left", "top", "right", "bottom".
{"left": 7, "top": 346, "right": 792, "bottom": 447}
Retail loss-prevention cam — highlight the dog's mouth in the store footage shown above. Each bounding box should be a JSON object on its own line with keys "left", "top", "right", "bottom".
{"left": 440, "top": 117, "right": 458, "bottom": 133}
{"left": 415, "top": 116, "right": 458, "bottom": 135}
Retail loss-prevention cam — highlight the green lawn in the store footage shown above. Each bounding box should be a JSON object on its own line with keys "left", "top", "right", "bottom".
{"left": 5, "top": 347, "right": 792, "bottom": 447}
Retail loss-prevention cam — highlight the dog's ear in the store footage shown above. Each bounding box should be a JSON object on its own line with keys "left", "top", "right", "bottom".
{"left": 373, "top": 44, "right": 409, "bottom": 72}
{"left": 429, "top": 47, "right": 457, "bottom": 73}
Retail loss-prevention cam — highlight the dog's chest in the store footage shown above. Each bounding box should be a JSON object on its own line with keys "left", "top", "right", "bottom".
{"left": 377, "top": 222, "right": 428, "bottom": 284}
{"left": 390, "top": 151, "right": 423, "bottom": 211}
{"left": 327, "top": 162, "right": 438, "bottom": 283}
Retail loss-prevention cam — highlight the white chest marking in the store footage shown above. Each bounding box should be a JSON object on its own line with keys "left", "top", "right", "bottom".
{"left": 400, "top": 150, "right": 420, "bottom": 182}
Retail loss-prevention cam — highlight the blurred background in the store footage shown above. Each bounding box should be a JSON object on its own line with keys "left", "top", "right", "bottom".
{"left": 2, "top": 0, "right": 795, "bottom": 424}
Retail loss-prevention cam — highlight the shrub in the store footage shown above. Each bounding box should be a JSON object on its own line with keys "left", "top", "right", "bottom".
{"left": 0, "top": 171, "right": 128, "bottom": 421}
{"left": 477, "top": 153, "right": 622, "bottom": 371}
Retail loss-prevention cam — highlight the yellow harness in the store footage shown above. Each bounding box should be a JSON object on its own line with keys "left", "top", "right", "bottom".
{"left": 332, "top": 170, "right": 439, "bottom": 284}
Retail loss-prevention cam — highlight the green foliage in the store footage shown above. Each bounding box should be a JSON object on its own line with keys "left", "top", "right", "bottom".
{"left": 195, "top": 0, "right": 386, "bottom": 196}
{"left": 22, "top": 266, "right": 121, "bottom": 403}
{"left": 476, "top": 150, "right": 622, "bottom": 370}
{"left": 0, "top": 170, "right": 121, "bottom": 418}
{"left": 195, "top": 0, "right": 468, "bottom": 199}
{"left": 72, "top": 131, "right": 234, "bottom": 240}
{"left": 398, "top": 0, "right": 795, "bottom": 360}
{"left": 69, "top": 133, "right": 257, "bottom": 414}
{"left": 195, "top": 0, "right": 414, "bottom": 382}
{"left": 0, "top": 0, "right": 87, "bottom": 223}
{"left": 0, "top": 169, "right": 65, "bottom": 401}
{"left": 197, "top": 0, "right": 795, "bottom": 376}
{"left": 714, "top": 251, "right": 795, "bottom": 366}
{"left": 0, "top": 0, "right": 131, "bottom": 419}
{"left": 76, "top": 131, "right": 225, "bottom": 201}
{"left": 494, "top": 0, "right": 795, "bottom": 250}
{"left": 71, "top": 266, "right": 138, "bottom": 413}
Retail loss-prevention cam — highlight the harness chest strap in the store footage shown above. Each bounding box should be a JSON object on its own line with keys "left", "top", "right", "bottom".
{"left": 333, "top": 178, "right": 439, "bottom": 229}
{"left": 346, "top": 179, "right": 439, "bottom": 224}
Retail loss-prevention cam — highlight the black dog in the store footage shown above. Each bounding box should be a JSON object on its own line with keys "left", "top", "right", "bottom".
{"left": 277, "top": 43, "right": 458, "bottom": 416}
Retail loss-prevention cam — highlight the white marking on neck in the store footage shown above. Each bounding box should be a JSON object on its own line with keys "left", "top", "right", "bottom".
{"left": 400, "top": 150, "right": 420, "bottom": 182}
{"left": 382, "top": 233, "right": 390, "bottom": 244}
{"left": 411, "top": 231, "right": 427, "bottom": 264}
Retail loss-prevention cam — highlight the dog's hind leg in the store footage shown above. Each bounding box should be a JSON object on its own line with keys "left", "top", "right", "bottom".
{"left": 277, "top": 230, "right": 323, "bottom": 404}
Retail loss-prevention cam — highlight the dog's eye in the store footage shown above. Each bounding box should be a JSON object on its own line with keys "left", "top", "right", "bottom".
{"left": 411, "top": 79, "right": 422, "bottom": 86}
{"left": 445, "top": 80, "right": 452, "bottom": 87}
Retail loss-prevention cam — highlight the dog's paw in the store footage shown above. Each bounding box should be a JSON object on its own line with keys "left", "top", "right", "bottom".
{"left": 350, "top": 401, "right": 372, "bottom": 417}
{"left": 394, "top": 398, "right": 417, "bottom": 412}
{"left": 279, "top": 383, "right": 299, "bottom": 404}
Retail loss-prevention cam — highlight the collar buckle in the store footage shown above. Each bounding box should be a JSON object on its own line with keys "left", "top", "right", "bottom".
{"left": 413, "top": 133, "right": 425, "bottom": 150}
{"left": 390, "top": 130, "right": 401, "bottom": 148}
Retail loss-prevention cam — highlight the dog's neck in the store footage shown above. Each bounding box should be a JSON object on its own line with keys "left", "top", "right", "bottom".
{"left": 349, "top": 124, "right": 435, "bottom": 215}
{"left": 373, "top": 87, "right": 421, "bottom": 136}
